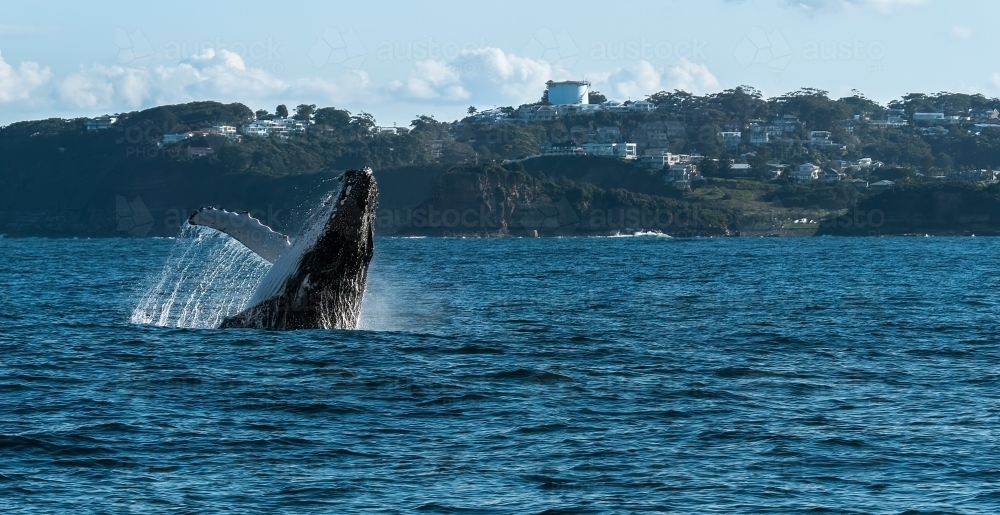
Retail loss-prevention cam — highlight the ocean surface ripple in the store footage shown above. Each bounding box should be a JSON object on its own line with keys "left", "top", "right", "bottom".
{"left": 2, "top": 236, "right": 1000, "bottom": 513}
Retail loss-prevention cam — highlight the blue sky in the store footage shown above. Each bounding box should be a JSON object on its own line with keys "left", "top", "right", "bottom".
{"left": 0, "top": 0, "right": 996, "bottom": 126}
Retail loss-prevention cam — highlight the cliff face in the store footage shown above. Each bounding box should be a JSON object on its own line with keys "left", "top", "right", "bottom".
{"left": 816, "top": 183, "right": 1000, "bottom": 236}
{"left": 381, "top": 165, "right": 732, "bottom": 237}
{"left": 0, "top": 169, "right": 338, "bottom": 238}
{"left": 0, "top": 160, "right": 733, "bottom": 238}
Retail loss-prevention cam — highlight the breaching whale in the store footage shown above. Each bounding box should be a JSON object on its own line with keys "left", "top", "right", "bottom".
{"left": 188, "top": 168, "right": 377, "bottom": 330}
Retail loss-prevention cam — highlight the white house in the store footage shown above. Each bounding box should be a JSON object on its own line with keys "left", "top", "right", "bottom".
{"left": 972, "top": 108, "right": 999, "bottom": 123}
{"left": 869, "top": 179, "right": 895, "bottom": 191}
{"left": 821, "top": 169, "right": 845, "bottom": 183}
{"left": 720, "top": 131, "right": 742, "bottom": 149}
{"left": 913, "top": 112, "right": 945, "bottom": 123}
{"left": 630, "top": 100, "right": 655, "bottom": 112}
{"left": 582, "top": 142, "right": 617, "bottom": 156}
{"left": 748, "top": 129, "right": 769, "bottom": 146}
{"left": 729, "top": 163, "right": 753, "bottom": 177}
{"left": 583, "top": 142, "right": 636, "bottom": 159}
{"left": 85, "top": 115, "right": 117, "bottom": 131}
{"left": 534, "top": 106, "right": 558, "bottom": 121}
{"left": 597, "top": 126, "right": 622, "bottom": 142}
{"left": 240, "top": 119, "right": 305, "bottom": 137}
{"left": 161, "top": 132, "right": 194, "bottom": 145}
{"left": 210, "top": 125, "right": 238, "bottom": 138}
{"left": 664, "top": 163, "right": 700, "bottom": 190}
{"left": 792, "top": 163, "right": 820, "bottom": 183}
{"left": 766, "top": 163, "right": 787, "bottom": 179}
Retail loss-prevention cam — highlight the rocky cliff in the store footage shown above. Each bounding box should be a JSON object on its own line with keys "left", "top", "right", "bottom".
{"left": 816, "top": 183, "right": 1000, "bottom": 236}
{"left": 383, "top": 165, "right": 733, "bottom": 237}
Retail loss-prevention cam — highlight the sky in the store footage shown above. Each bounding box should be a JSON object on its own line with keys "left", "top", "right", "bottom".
{"left": 0, "top": 0, "right": 997, "bottom": 126}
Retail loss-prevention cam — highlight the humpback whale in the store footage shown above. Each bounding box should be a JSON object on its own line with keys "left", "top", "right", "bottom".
{"left": 188, "top": 168, "right": 377, "bottom": 330}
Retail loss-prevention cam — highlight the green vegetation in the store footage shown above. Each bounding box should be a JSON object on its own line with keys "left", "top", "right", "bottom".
{"left": 818, "top": 182, "right": 1000, "bottom": 236}
{"left": 5, "top": 86, "right": 1000, "bottom": 237}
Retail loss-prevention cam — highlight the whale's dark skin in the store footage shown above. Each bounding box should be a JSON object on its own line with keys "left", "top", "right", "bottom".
{"left": 190, "top": 168, "right": 377, "bottom": 330}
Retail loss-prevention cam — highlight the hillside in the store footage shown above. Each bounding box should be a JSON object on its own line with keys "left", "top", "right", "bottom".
{"left": 5, "top": 93, "right": 1000, "bottom": 237}
{"left": 816, "top": 183, "right": 1000, "bottom": 236}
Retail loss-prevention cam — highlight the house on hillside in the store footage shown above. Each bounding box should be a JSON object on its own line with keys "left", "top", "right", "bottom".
{"left": 534, "top": 106, "right": 558, "bottom": 121}
{"left": 729, "top": 163, "right": 753, "bottom": 178}
{"left": 792, "top": 163, "right": 820, "bottom": 183}
{"left": 913, "top": 112, "right": 945, "bottom": 124}
{"left": 186, "top": 145, "right": 213, "bottom": 157}
{"left": 720, "top": 131, "right": 742, "bottom": 150}
{"left": 869, "top": 179, "right": 895, "bottom": 192}
{"left": 85, "top": 115, "right": 117, "bottom": 131}
{"left": 820, "top": 168, "right": 845, "bottom": 183}
{"left": 597, "top": 126, "right": 621, "bottom": 142}
{"left": 162, "top": 132, "right": 193, "bottom": 145}
{"left": 665, "top": 163, "right": 700, "bottom": 190}
{"left": 583, "top": 142, "right": 637, "bottom": 159}
{"left": 808, "top": 131, "right": 837, "bottom": 148}
{"left": 972, "top": 108, "right": 999, "bottom": 123}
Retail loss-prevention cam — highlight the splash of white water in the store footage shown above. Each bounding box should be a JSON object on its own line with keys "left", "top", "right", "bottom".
{"left": 130, "top": 224, "right": 271, "bottom": 328}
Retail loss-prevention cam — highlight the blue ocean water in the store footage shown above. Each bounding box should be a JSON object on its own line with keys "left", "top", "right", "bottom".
{"left": 2, "top": 235, "right": 1000, "bottom": 513}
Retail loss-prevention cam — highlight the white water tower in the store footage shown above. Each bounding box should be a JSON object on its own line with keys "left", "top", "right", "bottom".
{"left": 546, "top": 80, "right": 590, "bottom": 105}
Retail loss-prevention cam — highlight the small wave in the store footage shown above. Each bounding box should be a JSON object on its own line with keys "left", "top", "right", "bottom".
{"left": 597, "top": 230, "right": 674, "bottom": 238}
{"left": 441, "top": 344, "right": 504, "bottom": 355}
{"left": 489, "top": 368, "right": 573, "bottom": 383}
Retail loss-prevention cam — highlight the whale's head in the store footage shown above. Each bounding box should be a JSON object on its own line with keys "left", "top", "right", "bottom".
{"left": 324, "top": 167, "right": 378, "bottom": 255}
{"left": 219, "top": 167, "right": 379, "bottom": 330}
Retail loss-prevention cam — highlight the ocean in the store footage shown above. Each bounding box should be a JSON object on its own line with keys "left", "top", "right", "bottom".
{"left": 2, "top": 234, "right": 999, "bottom": 513}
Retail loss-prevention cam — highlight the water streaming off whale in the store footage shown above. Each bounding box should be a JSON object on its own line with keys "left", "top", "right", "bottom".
{"left": 129, "top": 224, "right": 270, "bottom": 328}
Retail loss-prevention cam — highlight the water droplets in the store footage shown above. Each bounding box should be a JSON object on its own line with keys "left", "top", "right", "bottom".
{"left": 130, "top": 224, "right": 270, "bottom": 328}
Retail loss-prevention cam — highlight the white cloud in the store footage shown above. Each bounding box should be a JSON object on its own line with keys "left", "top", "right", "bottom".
{"left": 58, "top": 64, "right": 148, "bottom": 109}
{"left": 784, "top": 0, "right": 927, "bottom": 14}
{"left": 295, "top": 71, "right": 373, "bottom": 104}
{"left": 0, "top": 50, "right": 53, "bottom": 103}
{"left": 602, "top": 59, "right": 719, "bottom": 99}
{"left": 55, "top": 48, "right": 372, "bottom": 112}
{"left": 151, "top": 48, "right": 286, "bottom": 104}
{"left": 394, "top": 47, "right": 560, "bottom": 105}
{"left": 399, "top": 59, "right": 466, "bottom": 100}
{"left": 989, "top": 72, "right": 1000, "bottom": 90}
{"left": 951, "top": 26, "right": 973, "bottom": 41}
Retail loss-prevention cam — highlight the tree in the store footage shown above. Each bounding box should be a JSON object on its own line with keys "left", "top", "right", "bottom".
{"left": 540, "top": 89, "right": 550, "bottom": 105}
{"left": 350, "top": 112, "right": 376, "bottom": 134}
{"left": 467, "top": 106, "right": 478, "bottom": 115}
{"left": 294, "top": 104, "right": 317, "bottom": 121}
{"left": 588, "top": 91, "right": 607, "bottom": 104}
{"left": 699, "top": 157, "right": 719, "bottom": 177}
{"left": 275, "top": 104, "right": 288, "bottom": 118}
{"left": 255, "top": 109, "right": 271, "bottom": 120}
{"left": 313, "top": 107, "right": 351, "bottom": 128}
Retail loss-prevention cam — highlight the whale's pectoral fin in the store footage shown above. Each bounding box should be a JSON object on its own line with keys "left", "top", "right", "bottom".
{"left": 188, "top": 207, "right": 292, "bottom": 264}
